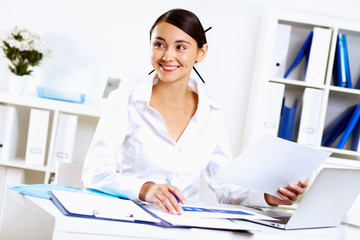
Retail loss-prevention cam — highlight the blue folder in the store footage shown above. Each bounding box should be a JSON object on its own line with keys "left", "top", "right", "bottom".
{"left": 334, "top": 34, "right": 352, "bottom": 88}
{"left": 354, "top": 76, "right": 360, "bottom": 90}
{"left": 336, "top": 101, "right": 360, "bottom": 149}
{"left": 278, "top": 98, "right": 298, "bottom": 141}
{"left": 351, "top": 117, "right": 360, "bottom": 151}
{"left": 10, "top": 184, "right": 120, "bottom": 199}
{"left": 321, "top": 105, "right": 356, "bottom": 147}
{"left": 284, "top": 30, "right": 313, "bottom": 79}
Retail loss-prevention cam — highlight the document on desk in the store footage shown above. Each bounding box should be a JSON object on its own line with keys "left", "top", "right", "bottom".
{"left": 143, "top": 204, "right": 261, "bottom": 231}
{"left": 215, "top": 135, "right": 331, "bottom": 196}
{"left": 50, "top": 190, "right": 160, "bottom": 223}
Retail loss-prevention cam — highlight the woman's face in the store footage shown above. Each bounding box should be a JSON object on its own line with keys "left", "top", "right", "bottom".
{"left": 150, "top": 21, "right": 207, "bottom": 84}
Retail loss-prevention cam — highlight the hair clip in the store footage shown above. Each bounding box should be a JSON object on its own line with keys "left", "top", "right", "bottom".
{"left": 205, "top": 27, "right": 212, "bottom": 33}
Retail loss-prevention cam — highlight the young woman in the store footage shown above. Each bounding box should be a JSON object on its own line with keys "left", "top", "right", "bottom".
{"left": 82, "top": 8, "right": 307, "bottom": 215}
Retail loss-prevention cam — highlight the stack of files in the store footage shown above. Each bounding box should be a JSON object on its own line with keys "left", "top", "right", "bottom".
{"left": 49, "top": 190, "right": 275, "bottom": 231}
{"left": 271, "top": 24, "right": 291, "bottom": 78}
{"left": 52, "top": 113, "right": 78, "bottom": 168}
{"left": 333, "top": 33, "right": 352, "bottom": 88}
{"left": 37, "top": 87, "right": 85, "bottom": 104}
{"left": 284, "top": 27, "right": 332, "bottom": 85}
{"left": 322, "top": 101, "right": 360, "bottom": 150}
{"left": 297, "top": 88, "right": 323, "bottom": 146}
{"left": 278, "top": 97, "right": 298, "bottom": 141}
{"left": 0, "top": 105, "right": 18, "bottom": 160}
{"left": 25, "top": 108, "right": 50, "bottom": 165}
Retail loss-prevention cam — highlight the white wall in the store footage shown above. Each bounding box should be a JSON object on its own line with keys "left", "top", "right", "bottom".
{"left": 1, "top": 0, "right": 360, "bottom": 201}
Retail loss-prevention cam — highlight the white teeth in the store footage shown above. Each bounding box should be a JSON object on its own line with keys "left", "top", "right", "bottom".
{"left": 162, "top": 65, "right": 177, "bottom": 70}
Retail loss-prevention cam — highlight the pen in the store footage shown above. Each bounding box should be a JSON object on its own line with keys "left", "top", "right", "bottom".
{"left": 165, "top": 178, "right": 180, "bottom": 203}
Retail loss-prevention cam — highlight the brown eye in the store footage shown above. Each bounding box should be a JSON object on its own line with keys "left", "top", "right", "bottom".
{"left": 177, "top": 45, "right": 185, "bottom": 50}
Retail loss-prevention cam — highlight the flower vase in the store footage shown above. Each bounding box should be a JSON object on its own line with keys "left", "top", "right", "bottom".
{"left": 8, "top": 74, "right": 30, "bottom": 95}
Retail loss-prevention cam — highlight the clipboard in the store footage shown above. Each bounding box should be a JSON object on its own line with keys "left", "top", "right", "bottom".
{"left": 49, "top": 190, "right": 256, "bottom": 231}
{"left": 49, "top": 190, "right": 164, "bottom": 225}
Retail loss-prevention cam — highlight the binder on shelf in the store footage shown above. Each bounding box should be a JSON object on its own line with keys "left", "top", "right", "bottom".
{"left": 0, "top": 105, "right": 18, "bottom": 160}
{"left": 278, "top": 98, "right": 298, "bottom": 141}
{"left": 304, "top": 27, "right": 332, "bottom": 85}
{"left": 52, "top": 113, "right": 78, "bottom": 168}
{"left": 333, "top": 34, "right": 352, "bottom": 88}
{"left": 262, "top": 82, "right": 285, "bottom": 136}
{"left": 336, "top": 101, "right": 360, "bottom": 149}
{"left": 297, "top": 88, "right": 323, "bottom": 146}
{"left": 271, "top": 24, "right": 291, "bottom": 78}
{"left": 354, "top": 75, "right": 360, "bottom": 90}
{"left": 0, "top": 167, "right": 24, "bottom": 221}
{"left": 321, "top": 106, "right": 355, "bottom": 147}
{"left": 351, "top": 117, "right": 360, "bottom": 151}
{"left": 25, "top": 108, "right": 50, "bottom": 165}
{"left": 284, "top": 30, "right": 313, "bottom": 79}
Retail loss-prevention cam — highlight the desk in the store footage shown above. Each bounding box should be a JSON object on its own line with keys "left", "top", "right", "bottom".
{"left": 1, "top": 189, "right": 359, "bottom": 240}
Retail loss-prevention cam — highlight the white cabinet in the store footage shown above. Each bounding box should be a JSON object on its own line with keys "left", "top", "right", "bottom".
{"left": 242, "top": 9, "right": 360, "bottom": 168}
{"left": 0, "top": 91, "right": 100, "bottom": 184}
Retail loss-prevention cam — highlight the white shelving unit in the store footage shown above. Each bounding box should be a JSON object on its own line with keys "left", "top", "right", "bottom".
{"left": 242, "top": 9, "right": 360, "bottom": 168}
{"left": 0, "top": 91, "right": 101, "bottom": 184}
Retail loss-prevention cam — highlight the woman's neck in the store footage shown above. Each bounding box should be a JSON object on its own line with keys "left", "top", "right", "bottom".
{"left": 151, "top": 79, "right": 193, "bottom": 108}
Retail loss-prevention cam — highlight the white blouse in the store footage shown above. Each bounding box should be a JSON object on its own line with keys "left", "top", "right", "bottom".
{"left": 82, "top": 77, "right": 269, "bottom": 207}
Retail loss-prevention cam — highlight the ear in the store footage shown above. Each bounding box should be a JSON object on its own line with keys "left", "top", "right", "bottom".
{"left": 196, "top": 43, "right": 208, "bottom": 63}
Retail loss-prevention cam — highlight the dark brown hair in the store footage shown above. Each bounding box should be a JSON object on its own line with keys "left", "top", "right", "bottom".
{"left": 149, "top": 9, "right": 207, "bottom": 48}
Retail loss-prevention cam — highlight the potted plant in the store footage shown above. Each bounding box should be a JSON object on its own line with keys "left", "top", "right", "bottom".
{"left": 1, "top": 26, "right": 51, "bottom": 94}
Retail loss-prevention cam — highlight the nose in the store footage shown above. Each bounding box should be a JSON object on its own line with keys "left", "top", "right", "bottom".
{"left": 162, "top": 48, "right": 175, "bottom": 62}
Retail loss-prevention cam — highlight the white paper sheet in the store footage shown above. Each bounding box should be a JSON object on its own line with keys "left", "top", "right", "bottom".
{"left": 143, "top": 204, "right": 260, "bottom": 231}
{"left": 215, "top": 135, "right": 331, "bottom": 196}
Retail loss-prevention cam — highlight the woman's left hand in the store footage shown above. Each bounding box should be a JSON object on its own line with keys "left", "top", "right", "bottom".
{"left": 264, "top": 179, "right": 308, "bottom": 207}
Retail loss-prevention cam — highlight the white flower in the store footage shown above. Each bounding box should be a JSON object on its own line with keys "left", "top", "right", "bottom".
{"left": 19, "top": 41, "right": 30, "bottom": 51}
{"left": 20, "top": 31, "right": 31, "bottom": 42}
{"left": 7, "top": 39, "right": 15, "bottom": 47}
{"left": 14, "top": 40, "right": 21, "bottom": 49}
{"left": 1, "top": 32, "right": 10, "bottom": 41}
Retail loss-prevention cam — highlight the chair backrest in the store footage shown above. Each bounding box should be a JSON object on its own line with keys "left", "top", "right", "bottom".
{"left": 55, "top": 162, "right": 83, "bottom": 188}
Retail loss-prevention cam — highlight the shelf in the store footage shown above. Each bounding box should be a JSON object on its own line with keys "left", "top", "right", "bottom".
{"left": 0, "top": 91, "right": 101, "bottom": 117}
{"left": 0, "top": 158, "right": 50, "bottom": 172}
{"left": 270, "top": 78, "right": 325, "bottom": 89}
{"left": 328, "top": 86, "right": 360, "bottom": 96}
{"left": 324, "top": 157, "right": 360, "bottom": 168}
{"left": 243, "top": 9, "right": 360, "bottom": 170}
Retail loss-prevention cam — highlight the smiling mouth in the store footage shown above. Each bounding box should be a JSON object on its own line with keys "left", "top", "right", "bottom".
{"left": 160, "top": 64, "right": 179, "bottom": 72}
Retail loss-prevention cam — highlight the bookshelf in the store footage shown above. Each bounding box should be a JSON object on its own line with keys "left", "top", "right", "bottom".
{"left": 0, "top": 91, "right": 100, "bottom": 184}
{"left": 242, "top": 9, "right": 360, "bottom": 168}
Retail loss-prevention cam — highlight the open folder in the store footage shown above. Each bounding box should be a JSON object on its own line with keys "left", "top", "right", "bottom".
{"left": 49, "top": 190, "right": 272, "bottom": 231}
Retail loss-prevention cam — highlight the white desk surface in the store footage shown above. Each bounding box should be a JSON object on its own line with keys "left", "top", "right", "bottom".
{"left": 1, "top": 189, "right": 360, "bottom": 240}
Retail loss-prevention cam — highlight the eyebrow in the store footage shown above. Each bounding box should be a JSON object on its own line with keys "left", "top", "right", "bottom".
{"left": 153, "top": 36, "right": 191, "bottom": 45}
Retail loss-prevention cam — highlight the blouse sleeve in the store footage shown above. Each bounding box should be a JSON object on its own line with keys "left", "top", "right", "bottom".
{"left": 81, "top": 89, "right": 147, "bottom": 200}
{"left": 204, "top": 109, "right": 270, "bottom": 208}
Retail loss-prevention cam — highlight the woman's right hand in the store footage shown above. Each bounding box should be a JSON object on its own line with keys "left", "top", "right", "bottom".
{"left": 139, "top": 181, "right": 186, "bottom": 215}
